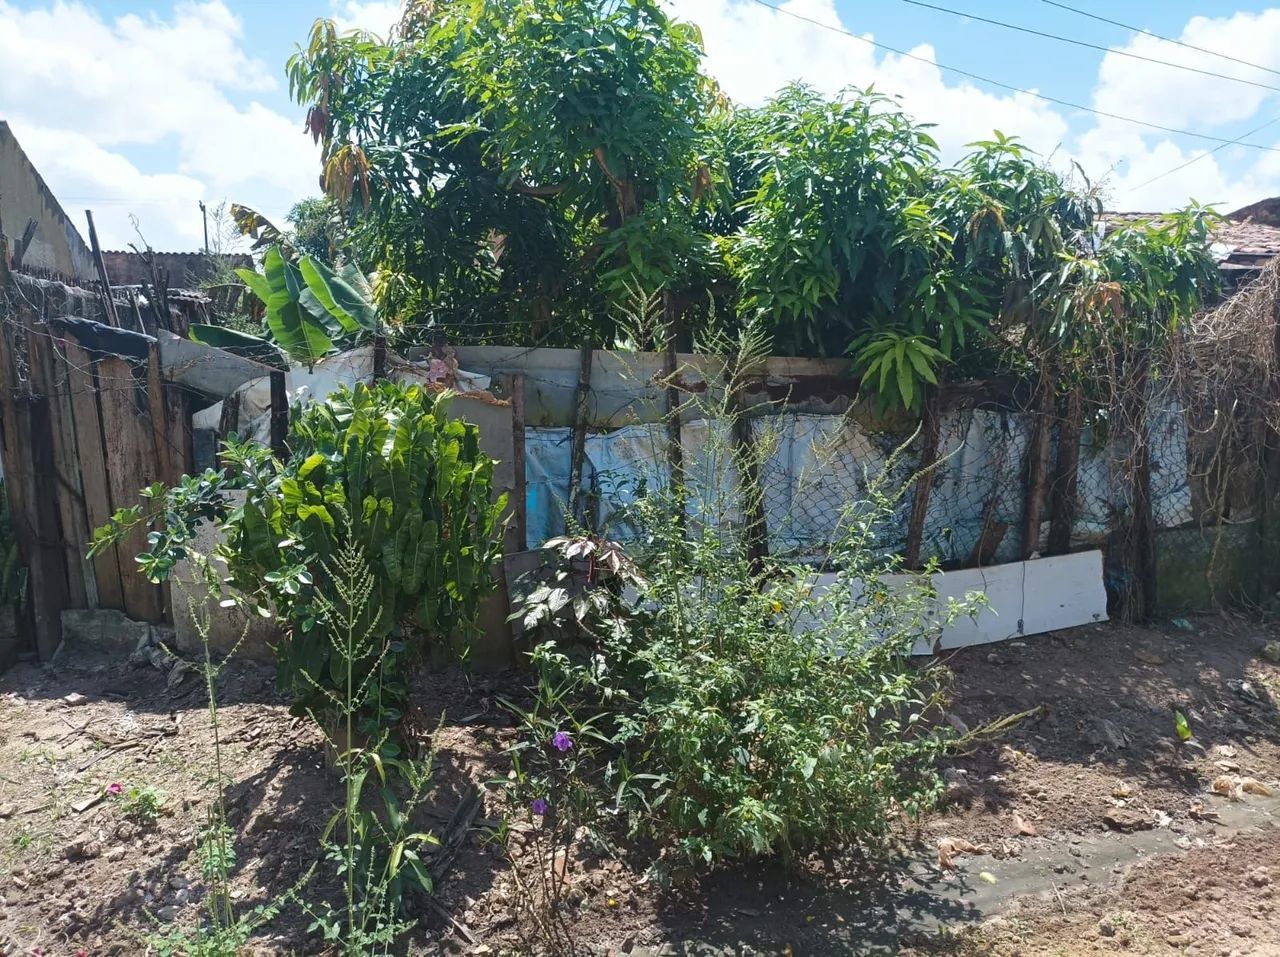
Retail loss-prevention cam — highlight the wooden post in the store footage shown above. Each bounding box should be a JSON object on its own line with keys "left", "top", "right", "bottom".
{"left": 1120, "top": 350, "right": 1157, "bottom": 622}
{"left": 729, "top": 372, "right": 769, "bottom": 570}
{"left": 1047, "top": 387, "right": 1083, "bottom": 555}
{"left": 84, "top": 210, "right": 120, "bottom": 329}
{"left": 567, "top": 345, "right": 593, "bottom": 526}
{"left": 904, "top": 390, "right": 942, "bottom": 569}
{"left": 372, "top": 326, "right": 387, "bottom": 381}
{"left": 510, "top": 373, "right": 528, "bottom": 551}
{"left": 269, "top": 369, "right": 288, "bottom": 458}
{"left": 662, "top": 292, "right": 684, "bottom": 526}
{"left": 1020, "top": 374, "right": 1055, "bottom": 561}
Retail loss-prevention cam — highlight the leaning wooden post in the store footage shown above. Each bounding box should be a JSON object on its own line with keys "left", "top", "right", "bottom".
{"left": 1020, "top": 372, "right": 1055, "bottom": 560}
{"left": 904, "top": 388, "right": 942, "bottom": 569}
{"left": 1047, "top": 386, "right": 1083, "bottom": 555}
{"left": 269, "top": 369, "right": 288, "bottom": 459}
{"left": 84, "top": 210, "right": 121, "bottom": 329}
{"left": 566, "top": 344, "right": 593, "bottom": 527}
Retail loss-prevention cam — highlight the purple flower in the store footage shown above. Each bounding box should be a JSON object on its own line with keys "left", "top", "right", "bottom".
{"left": 551, "top": 731, "right": 573, "bottom": 752}
{"left": 531, "top": 798, "right": 549, "bottom": 816}
{"left": 106, "top": 782, "right": 123, "bottom": 796}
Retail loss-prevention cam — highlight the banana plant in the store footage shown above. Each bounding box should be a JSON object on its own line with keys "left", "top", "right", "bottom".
{"left": 191, "top": 245, "right": 378, "bottom": 368}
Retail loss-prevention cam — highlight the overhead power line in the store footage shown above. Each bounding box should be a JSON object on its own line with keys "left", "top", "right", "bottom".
{"left": 1039, "top": 0, "right": 1280, "bottom": 80}
{"left": 1126, "top": 113, "right": 1280, "bottom": 193}
{"left": 898, "top": 0, "right": 1280, "bottom": 94}
{"left": 746, "top": 0, "right": 1280, "bottom": 154}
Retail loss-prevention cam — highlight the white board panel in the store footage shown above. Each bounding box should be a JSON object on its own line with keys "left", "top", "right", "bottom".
{"left": 914, "top": 549, "right": 1108, "bottom": 654}
{"left": 809, "top": 550, "right": 1107, "bottom": 656}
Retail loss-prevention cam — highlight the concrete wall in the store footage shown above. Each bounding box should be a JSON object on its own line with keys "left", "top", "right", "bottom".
{"left": 0, "top": 122, "right": 95, "bottom": 279}
{"left": 1155, "top": 521, "right": 1262, "bottom": 614}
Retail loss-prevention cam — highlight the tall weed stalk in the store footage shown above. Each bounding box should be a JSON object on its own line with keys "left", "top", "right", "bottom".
{"left": 299, "top": 529, "right": 439, "bottom": 956}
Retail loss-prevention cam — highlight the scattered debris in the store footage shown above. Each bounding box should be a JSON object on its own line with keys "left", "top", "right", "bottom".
{"left": 1012, "top": 812, "right": 1037, "bottom": 837}
{"left": 937, "top": 837, "right": 990, "bottom": 871}
{"left": 1189, "top": 800, "right": 1221, "bottom": 823}
{"left": 1212, "top": 775, "right": 1275, "bottom": 801}
{"left": 1262, "top": 641, "right": 1280, "bottom": 665}
{"left": 1103, "top": 808, "right": 1155, "bottom": 832}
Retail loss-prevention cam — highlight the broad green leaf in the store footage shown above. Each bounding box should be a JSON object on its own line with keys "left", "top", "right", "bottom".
{"left": 300, "top": 256, "right": 378, "bottom": 334}
{"left": 188, "top": 324, "right": 285, "bottom": 370}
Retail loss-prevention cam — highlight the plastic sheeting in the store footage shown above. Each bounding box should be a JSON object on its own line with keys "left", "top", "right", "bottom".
{"left": 523, "top": 409, "right": 1195, "bottom": 559}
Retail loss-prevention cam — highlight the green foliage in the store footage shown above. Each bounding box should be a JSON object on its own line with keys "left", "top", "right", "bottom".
{"left": 91, "top": 382, "right": 506, "bottom": 736}
{"left": 188, "top": 323, "right": 287, "bottom": 369}
{"left": 850, "top": 331, "right": 944, "bottom": 413}
{"left": 119, "top": 784, "right": 167, "bottom": 823}
{"left": 282, "top": 3, "right": 1220, "bottom": 414}
{"left": 287, "top": 0, "right": 717, "bottom": 340}
{"left": 302, "top": 534, "right": 439, "bottom": 955}
{"left": 288, "top": 196, "right": 350, "bottom": 263}
{"left": 214, "top": 245, "right": 379, "bottom": 368}
{"left": 726, "top": 85, "right": 942, "bottom": 356}
{"left": 507, "top": 325, "right": 971, "bottom": 868}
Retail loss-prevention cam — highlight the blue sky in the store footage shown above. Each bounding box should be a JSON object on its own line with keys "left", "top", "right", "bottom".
{"left": 4, "top": 0, "right": 1280, "bottom": 250}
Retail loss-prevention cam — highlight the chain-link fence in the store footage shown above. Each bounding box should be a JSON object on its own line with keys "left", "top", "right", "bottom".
{"left": 519, "top": 371, "right": 1264, "bottom": 620}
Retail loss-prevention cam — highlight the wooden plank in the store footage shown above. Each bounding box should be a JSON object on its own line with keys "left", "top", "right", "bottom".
{"left": 904, "top": 391, "right": 942, "bottom": 569}
{"left": 662, "top": 292, "right": 684, "bottom": 527}
{"left": 18, "top": 303, "right": 72, "bottom": 657}
{"left": 165, "top": 384, "right": 193, "bottom": 481}
{"left": 37, "top": 285, "right": 90, "bottom": 609}
{"left": 1020, "top": 375, "right": 1054, "bottom": 560}
{"left": 0, "top": 303, "right": 42, "bottom": 654}
{"left": 63, "top": 342, "right": 125, "bottom": 612}
{"left": 146, "top": 342, "right": 174, "bottom": 485}
{"left": 96, "top": 356, "right": 164, "bottom": 623}
{"left": 157, "top": 334, "right": 275, "bottom": 398}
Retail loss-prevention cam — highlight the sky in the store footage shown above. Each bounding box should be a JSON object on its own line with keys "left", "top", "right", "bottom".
{"left": 5, "top": 0, "right": 1280, "bottom": 251}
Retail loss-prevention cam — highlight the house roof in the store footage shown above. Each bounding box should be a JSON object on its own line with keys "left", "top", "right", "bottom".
{"left": 99, "top": 249, "right": 252, "bottom": 289}
{"left": 1104, "top": 209, "right": 1280, "bottom": 289}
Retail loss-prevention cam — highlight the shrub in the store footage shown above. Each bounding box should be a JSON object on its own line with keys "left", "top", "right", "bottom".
{"left": 508, "top": 332, "right": 971, "bottom": 868}
{"left": 93, "top": 381, "right": 507, "bottom": 738}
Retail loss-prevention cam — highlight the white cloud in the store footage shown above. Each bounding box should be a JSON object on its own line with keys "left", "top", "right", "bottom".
{"left": 665, "top": 0, "right": 1068, "bottom": 159}
{"left": 331, "top": 0, "right": 401, "bottom": 38}
{"left": 668, "top": 0, "right": 1280, "bottom": 212}
{"left": 0, "top": 0, "right": 318, "bottom": 250}
{"left": 1092, "top": 10, "right": 1280, "bottom": 131}
{"left": 10, "top": 126, "right": 208, "bottom": 249}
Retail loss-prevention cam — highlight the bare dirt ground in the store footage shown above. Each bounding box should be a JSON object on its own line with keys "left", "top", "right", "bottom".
{"left": 0, "top": 613, "right": 1274, "bottom": 956}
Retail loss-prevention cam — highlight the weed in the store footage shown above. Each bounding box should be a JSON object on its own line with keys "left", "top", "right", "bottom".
{"left": 298, "top": 531, "right": 439, "bottom": 956}
{"left": 119, "top": 784, "right": 167, "bottom": 824}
